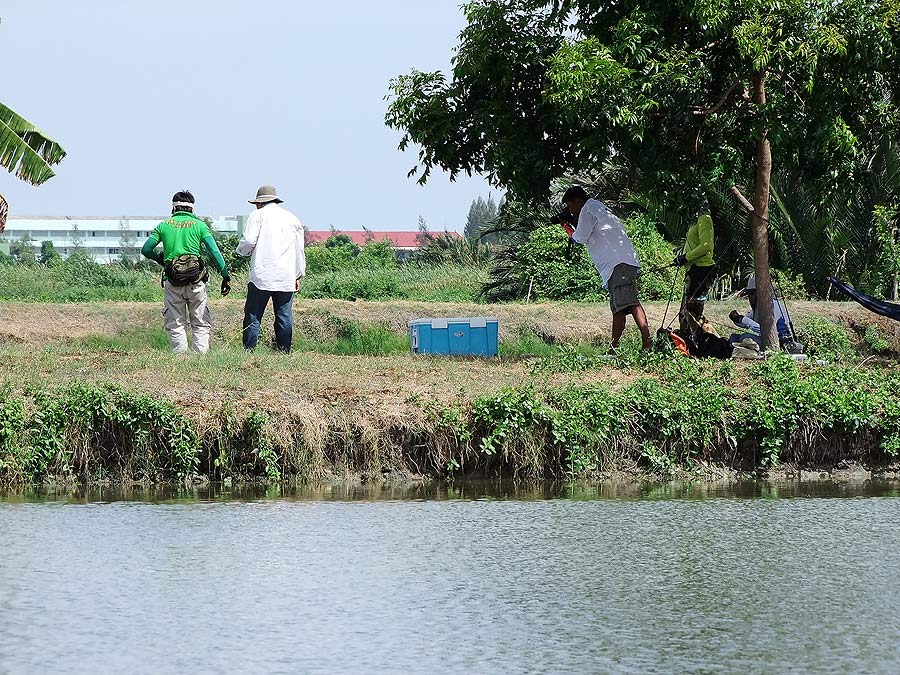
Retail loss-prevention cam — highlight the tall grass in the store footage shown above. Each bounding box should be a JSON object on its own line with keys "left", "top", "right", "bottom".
{"left": 0, "top": 260, "right": 163, "bottom": 302}
{"left": 296, "top": 264, "right": 488, "bottom": 302}
{"left": 0, "top": 259, "right": 488, "bottom": 303}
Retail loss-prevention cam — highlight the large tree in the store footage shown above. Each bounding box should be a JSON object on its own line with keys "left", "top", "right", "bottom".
{"left": 388, "top": 0, "right": 900, "bottom": 348}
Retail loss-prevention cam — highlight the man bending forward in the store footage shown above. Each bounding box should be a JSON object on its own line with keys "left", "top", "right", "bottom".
{"left": 562, "top": 186, "right": 651, "bottom": 350}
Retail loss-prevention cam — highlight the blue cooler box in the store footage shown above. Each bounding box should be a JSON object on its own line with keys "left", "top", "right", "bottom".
{"left": 409, "top": 317, "right": 499, "bottom": 357}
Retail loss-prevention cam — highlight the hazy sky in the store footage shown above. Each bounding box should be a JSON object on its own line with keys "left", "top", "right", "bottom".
{"left": 1, "top": 1, "right": 493, "bottom": 231}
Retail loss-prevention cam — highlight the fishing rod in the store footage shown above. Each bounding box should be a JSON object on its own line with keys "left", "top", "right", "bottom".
{"left": 643, "top": 263, "right": 678, "bottom": 276}
{"left": 659, "top": 266, "right": 685, "bottom": 331}
{"left": 773, "top": 275, "right": 798, "bottom": 341}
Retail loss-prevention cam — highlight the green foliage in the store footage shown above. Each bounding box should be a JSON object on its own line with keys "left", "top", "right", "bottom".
{"left": 9, "top": 234, "right": 36, "bottom": 266}
{"left": 472, "top": 386, "right": 550, "bottom": 456}
{"left": 357, "top": 239, "right": 397, "bottom": 269}
{"left": 771, "top": 270, "right": 809, "bottom": 301}
{"left": 387, "top": 0, "right": 900, "bottom": 202}
{"left": 486, "top": 212, "right": 676, "bottom": 302}
{"left": 299, "top": 266, "right": 403, "bottom": 301}
{"left": 465, "top": 194, "right": 500, "bottom": 240}
{"left": 545, "top": 384, "right": 620, "bottom": 475}
{"left": 0, "top": 384, "right": 198, "bottom": 485}
{"left": 305, "top": 245, "right": 339, "bottom": 275}
{"left": 0, "top": 253, "right": 163, "bottom": 302}
{"left": 499, "top": 331, "right": 563, "bottom": 359}
{"left": 516, "top": 224, "right": 606, "bottom": 300}
{"left": 796, "top": 317, "right": 855, "bottom": 362}
{"left": 433, "top": 352, "right": 900, "bottom": 479}
{"left": 414, "top": 234, "right": 493, "bottom": 267}
{"left": 298, "top": 264, "right": 485, "bottom": 303}
{"left": 38, "top": 240, "right": 60, "bottom": 266}
{"left": 0, "top": 101, "right": 66, "bottom": 186}
{"left": 864, "top": 325, "right": 891, "bottom": 354}
{"left": 306, "top": 237, "right": 397, "bottom": 275}
{"left": 327, "top": 322, "right": 409, "bottom": 356}
{"left": 244, "top": 411, "right": 280, "bottom": 483}
{"left": 769, "top": 142, "right": 900, "bottom": 298}
{"left": 207, "top": 230, "right": 249, "bottom": 276}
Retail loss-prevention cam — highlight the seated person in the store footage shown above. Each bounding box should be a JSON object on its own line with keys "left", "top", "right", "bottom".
{"left": 729, "top": 276, "right": 792, "bottom": 349}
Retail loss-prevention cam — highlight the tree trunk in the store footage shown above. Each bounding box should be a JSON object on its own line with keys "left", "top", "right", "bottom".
{"left": 893, "top": 227, "right": 899, "bottom": 301}
{"left": 750, "top": 70, "right": 779, "bottom": 351}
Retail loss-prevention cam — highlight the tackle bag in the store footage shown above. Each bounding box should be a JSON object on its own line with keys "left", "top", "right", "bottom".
{"left": 674, "top": 328, "right": 734, "bottom": 360}
{"left": 164, "top": 255, "right": 208, "bottom": 286}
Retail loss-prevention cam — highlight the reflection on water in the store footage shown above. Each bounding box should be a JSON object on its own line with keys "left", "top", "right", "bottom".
{"left": 2, "top": 481, "right": 900, "bottom": 674}
{"left": 3, "top": 477, "right": 900, "bottom": 504}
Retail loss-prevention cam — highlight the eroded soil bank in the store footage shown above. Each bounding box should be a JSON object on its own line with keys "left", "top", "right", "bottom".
{"left": 3, "top": 300, "right": 900, "bottom": 487}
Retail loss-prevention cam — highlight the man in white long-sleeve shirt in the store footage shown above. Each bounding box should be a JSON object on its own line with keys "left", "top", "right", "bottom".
{"left": 236, "top": 185, "right": 306, "bottom": 352}
{"left": 562, "top": 186, "right": 651, "bottom": 350}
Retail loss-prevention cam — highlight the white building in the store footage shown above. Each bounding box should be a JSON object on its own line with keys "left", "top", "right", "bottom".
{"left": 1, "top": 215, "right": 245, "bottom": 263}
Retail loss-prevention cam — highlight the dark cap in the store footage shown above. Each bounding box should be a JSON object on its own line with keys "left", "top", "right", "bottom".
{"left": 562, "top": 186, "right": 589, "bottom": 204}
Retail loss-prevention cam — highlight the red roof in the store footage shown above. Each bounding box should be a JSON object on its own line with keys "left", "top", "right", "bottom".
{"left": 305, "top": 230, "right": 460, "bottom": 249}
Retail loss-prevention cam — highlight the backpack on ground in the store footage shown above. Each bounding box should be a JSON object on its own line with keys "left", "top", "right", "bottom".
{"left": 674, "top": 328, "right": 734, "bottom": 360}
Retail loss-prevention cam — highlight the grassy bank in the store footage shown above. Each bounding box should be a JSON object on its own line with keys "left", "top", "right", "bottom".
{"left": 2, "top": 299, "right": 900, "bottom": 486}
{"left": 0, "top": 260, "right": 486, "bottom": 303}
{"left": 2, "top": 354, "right": 900, "bottom": 486}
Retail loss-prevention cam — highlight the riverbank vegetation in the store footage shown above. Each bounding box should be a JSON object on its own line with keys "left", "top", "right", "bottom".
{"left": 2, "top": 299, "right": 899, "bottom": 487}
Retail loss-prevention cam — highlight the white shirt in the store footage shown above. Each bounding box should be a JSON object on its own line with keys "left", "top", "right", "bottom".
{"left": 572, "top": 198, "right": 640, "bottom": 288}
{"left": 236, "top": 203, "right": 306, "bottom": 292}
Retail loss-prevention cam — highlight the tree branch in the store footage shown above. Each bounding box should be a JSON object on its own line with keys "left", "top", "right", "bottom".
{"left": 692, "top": 79, "right": 743, "bottom": 116}
{"left": 730, "top": 186, "right": 770, "bottom": 224}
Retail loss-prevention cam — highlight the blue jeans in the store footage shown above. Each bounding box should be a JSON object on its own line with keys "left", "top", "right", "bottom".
{"left": 243, "top": 282, "right": 294, "bottom": 352}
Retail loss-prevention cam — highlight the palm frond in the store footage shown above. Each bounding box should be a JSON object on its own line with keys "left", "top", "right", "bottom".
{"left": 415, "top": 233, "right": 494, "bottom": 266}
{"left": 0, "top": 102, "right": 66, "bottom": 185}
{"left": 0, "top": 191, "right": 8, "bottom": 234}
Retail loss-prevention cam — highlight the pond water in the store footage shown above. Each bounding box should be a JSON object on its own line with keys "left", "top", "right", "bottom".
{"left": 1, "top": 481, "right": 899, "bottom": 674}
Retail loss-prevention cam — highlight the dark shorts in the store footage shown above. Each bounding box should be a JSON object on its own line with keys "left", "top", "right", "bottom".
{"left": 685, "top": 265, "right": 718, "bottom": 302}
{"left": 608, "top": 263, "right": 641, "bottom": 314}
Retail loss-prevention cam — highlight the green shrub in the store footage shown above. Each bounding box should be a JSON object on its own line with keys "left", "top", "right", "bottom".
{"left": 772, "top": 269, "right": 809, "bottom": 300}
{"left": 796, "top": 317, "right": 854, "bottom": 362}
{"left": 864, "top": 324, "right": 891, "bottom": 354}
{"left": 432, "top": 354, "right": 900, "bottom": 478}
{"left": 501, "top": 214, "right": 678, "bottom": 302}
{"left": 357, "top": 239, "right": 397, "bottom": 269}
{"left": 306, "top": 238, "right": 398, "bottom": 276}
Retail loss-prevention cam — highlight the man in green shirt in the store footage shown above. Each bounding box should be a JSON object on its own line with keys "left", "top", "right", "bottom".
{"left": 673, "top": 205, "right": 717, "bottom": 332}
{"left": 141, "top": 190, "right": 231, "bottom": 353}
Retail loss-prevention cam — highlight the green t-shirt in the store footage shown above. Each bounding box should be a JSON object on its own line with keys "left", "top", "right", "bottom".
{"left": 148, "top": 212, "right": 211, "bottom": 261}
{"left": 683, "top": 213, "right": 715, "bottom": 269}
{"left": 141, "top": 211, "right": 228, "bottom": 276}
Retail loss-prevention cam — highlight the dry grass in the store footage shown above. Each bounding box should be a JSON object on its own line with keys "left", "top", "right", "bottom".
{"left": 0, "top": 297, "right": 886, "bottom": 345}
{"left": 0, "top": 298, "right": 892, "bottom": 407}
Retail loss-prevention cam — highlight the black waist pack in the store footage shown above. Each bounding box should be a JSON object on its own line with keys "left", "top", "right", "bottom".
{"left": 164, "top": 255, "right": 208, "bottom": 286}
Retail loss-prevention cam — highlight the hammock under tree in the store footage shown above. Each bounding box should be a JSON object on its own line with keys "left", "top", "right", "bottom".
{"left": 827, "top": 277, "right": 900, "bottom": 321}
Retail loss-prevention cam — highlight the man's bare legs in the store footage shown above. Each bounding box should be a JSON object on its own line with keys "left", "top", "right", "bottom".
{"left": 611, "top": 304, "right": 652, "bottom": 350}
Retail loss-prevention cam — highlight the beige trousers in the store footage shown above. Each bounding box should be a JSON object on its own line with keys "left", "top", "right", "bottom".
{"left": 163, "top": 281, "right": 211, "bottom": 354}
